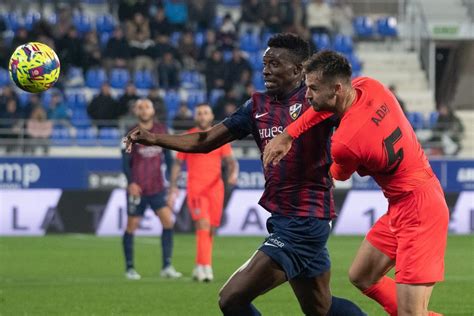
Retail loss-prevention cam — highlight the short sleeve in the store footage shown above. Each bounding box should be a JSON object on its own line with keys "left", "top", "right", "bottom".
{"left": 176, "top": 151, "right": 186, "bottom": 161}
{"left": 222, "top": 99, "right": 253, "bottom": 140}
{"left": 221, "top": 143, "right": 233, "bottom": 157}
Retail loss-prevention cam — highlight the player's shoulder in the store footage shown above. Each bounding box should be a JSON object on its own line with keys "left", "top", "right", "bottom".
{"left": 152, "top": 121, "right": 167, "bottom": 133}
{"left": 352, "top": 76, "right": 386, "bottom": 92}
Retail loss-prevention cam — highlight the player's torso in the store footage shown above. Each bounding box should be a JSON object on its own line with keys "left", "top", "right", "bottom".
{"left": 335, "top": 78, "right": 432, "bottom": 197}
{"left": 130, "top": 123, "right": 166, "bottom": 194}
{"left": 250, "top": 87, "right": 336, "bottom": 218}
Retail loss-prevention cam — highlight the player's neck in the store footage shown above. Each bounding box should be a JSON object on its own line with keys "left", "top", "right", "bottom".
{"left": 338, "top": 87, "right": 357, "bottom": 115}
{"left": 139, "top": 120, "right": 154, "bottom": 130}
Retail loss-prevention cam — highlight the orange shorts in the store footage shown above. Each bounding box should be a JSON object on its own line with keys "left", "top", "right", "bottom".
{"left": 187, "top": 185, "right": 224, "bottom": 227}
{"left": 367, "top": 177, "right": 449, "bottom": 284}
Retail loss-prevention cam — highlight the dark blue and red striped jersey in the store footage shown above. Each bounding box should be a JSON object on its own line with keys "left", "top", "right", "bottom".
{"left": 223, "top": 84, "right": 338, "bottom": 219}
{"left": 122, "top": 122, "right": 168, "bottom": 196}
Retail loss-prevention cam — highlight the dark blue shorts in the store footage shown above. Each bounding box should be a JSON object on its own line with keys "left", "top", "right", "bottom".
{"left": 258, "top": 214, "right": 331, "bottom": 280}
{"left": 127, "top": 191, "right": 167, "bottom": 217}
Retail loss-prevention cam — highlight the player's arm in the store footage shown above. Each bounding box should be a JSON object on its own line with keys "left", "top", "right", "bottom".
{"left": 330, "top": 141, "right": 359, "bottom": 181}
{"left": 223, "top": 155, "right": 239, "bottom": 186}
{"left": 121, "top": 147, "right": 141, "bottom": 196}
{"left": 262, "top": 109, "right": 333, "bottom": 167}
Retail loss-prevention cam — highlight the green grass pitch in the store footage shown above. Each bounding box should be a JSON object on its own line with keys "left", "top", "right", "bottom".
{"left": 0, "top": 235, "right": 473, "bottom": 315}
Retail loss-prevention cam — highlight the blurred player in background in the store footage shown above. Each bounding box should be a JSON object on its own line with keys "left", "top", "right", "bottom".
{"left": 121, "top": 98, "right": 182, "bottom": 280}
{"left": 169, "top": 103, "right": 238, "bottom": 282}
{"left": 263, "top": 51, "right": 448, "bottom": 316}
{"left": 125, "top": 34, "right": 366, "bottom": 316}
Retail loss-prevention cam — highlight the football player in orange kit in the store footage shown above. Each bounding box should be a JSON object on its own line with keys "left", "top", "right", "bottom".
{"left": 263, "top": 51, "right": 448, "bottom": 316}
{"left": 169, "top": 103, "right": 238, "bottom": 282}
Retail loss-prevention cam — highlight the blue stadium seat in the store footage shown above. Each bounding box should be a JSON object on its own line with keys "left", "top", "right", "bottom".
{"left": 0, "top": 68, "right": 9, "bottom": 87}
{"left": 85, "top": 68, "right": 107, "bottom": 89}
{"left": 209, "top": 89, "right": 225, "bottom": 107}
{"left": 346, "top": 53, "right": 362, "bottom": 73}
{"left": 99, "top": 32, "right": 111, "bottom": 48}
{"left": 427, "top": 111, "right": 439, "bottom": 129}
{"left": 353, "top": 16, "right": 374, "bottom": 38}
{"left": 248, "top": 51, "right": 263, "bottom": 71}
{"left": 187, "top": 89, "right": 206, "bottom": 109}
{"left": 76, "top": 127, "right": 97, "bottom": 146}
{"left": 51, "top": 126, "right": 71, "bottom": 146}
{"left": 170, "top": 31, "right": 182, "bottom": 47}
{"left": 333, "top": 34, "right": 353, "bottom": 54}
{"left": 73, "top": 14, "right": 92, "bottom": 34}
{"left": 71, "top": 109, "right": 92, "bottom": 128}
{"left": 240, "top": 33, "right": 260, "bottom": 53}
{"left": 180, "top": 71, "right": 202, "bottom": 89}
{"left": 219, "top": 0, "right": 241, "bottom": 6}
{"left": 164, "top": 90, "right": 181, "bottom": 112}
{"left": 312, "top": 33, "right": 331, "bottom": 50}
{"left": 47, "top": 13, "right": 57, "bottom": 25}
{"left": 66, "top": 92, "right": 87, "bottom": 108}
{"left": 194, "top": 31, "right": 205, "bottom": 47}
{"left": 377, "top": 17, "right": 398, "bottom": 37}
{"left": 98, "top": 128, "right": 121, "bottom": 146}
{"left": 109, "top": 68, "right": 130, "bottom": 89}
{"left": 24, "top": 12, "right": 41, "bottom": 31}
{"left": 17, "top": 92, "right": 30, "bottom": 107}
{"left": 95, "top": 14, "right": 115, "bottom": 34}
{"left": 407, "top": 111, "right": 424, "bottom": 130}
{"left": 134, "top": 70, "right": 154, "bottom": 89}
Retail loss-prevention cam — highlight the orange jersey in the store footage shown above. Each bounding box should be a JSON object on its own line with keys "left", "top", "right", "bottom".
{"left": 329, "top": 77, "right": 432, "bottom": 198}
{"left": 177, "top": 127, "right": 233, "bottom": 193}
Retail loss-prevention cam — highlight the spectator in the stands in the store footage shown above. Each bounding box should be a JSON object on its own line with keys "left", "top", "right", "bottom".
{"left": 118, "top": 82, "right": 140, "bottom": 120}
{"left": 429, "top": 104, "right": 465, "bottom": 156}
{"left": 83, "top": 31, "right": 102, "bottom": 72}
{"left": 104, "top": 27, "right": 131, "bottom": 71}
{"left": 158, "top": 52, "right": 181, "bottom": 89}
{"left": 239, "top": 0, "right": 263, "bottom": 37}
{"left": 388, "top": 84, "right": 407, "bottom": 115}
{"left": 150, "top": 7, "right": 173, "bottom": 38}
{"left": 172, "top": 101, "right": 194, "bottom": 131}
{"left": 306, "top": 0, "right": 334, "bottom": 35}
{"left": 55, "top": 26, "right": 84, "bottom": 73}
{"left": 205, "top": 50, "right": 226, "bottom": 96}
{"left": 332, "top": 0, "right": 354, "bottom": 36}
{"left": 224, "top": 48, "right": 252, "bottom": 89}
{"left": 287, "top": 0, "right": 307, "bottom": 35}
{"left": 47, "top": 92, "right": 71, "bottom": 126}
{"left": 10, "top": 27, "right": 31, "bottom": 56}
{"left": 178, "top": 30, "right": 198, "bottom": 70}
{"left": 188, "top": 0, "right": 216, "bottom": 31}
{"left": 129, "top": 31, "right": 156, "bottom": 72}
{"left": 147, "top": 87, "right": 168, "bottom": 123}
{"left": 21, "top": 94, "right": 42, "bottom": 119}
{"left": 126, "top": 12, "right": 151, "bottom": 43}
{"left": 263, "top": 0, "right": 288, "bottom": 33}
{"left": 238, "top": 82, "right": 256, "bottom": 105}
{"left": 214, "top": 87, "right": 240, "bottom": 121}
{"left": 198, "top": 29, "right": 219, "bottom": 62}
{"left": 0, "top": 86, "right": 19, "bottom": 117}
{"left": 163, "top": 0, "right": 188, "bottom": 32}
{"left": 87, "top": 82, "right": 120, "bottom": 128}
{"left": 154, "top": 34, "right": 180, "bottom": 61}
{"left": 218, "top": 13, "right": 237, "bottom": 51}
{"left": 26, "top": 105, "right": 52, "bottom": 154}
{"left": 0, "top": 98, "right": 22, "bottom": 153}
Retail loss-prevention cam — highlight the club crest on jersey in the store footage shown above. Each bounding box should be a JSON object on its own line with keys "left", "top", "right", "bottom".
{"left": 289, "top": 103, "right": 302, "bottom": 120}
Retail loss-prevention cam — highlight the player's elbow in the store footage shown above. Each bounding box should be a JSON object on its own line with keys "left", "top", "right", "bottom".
{"left": 333, "top": 173, "right": 351, "bottom": 181}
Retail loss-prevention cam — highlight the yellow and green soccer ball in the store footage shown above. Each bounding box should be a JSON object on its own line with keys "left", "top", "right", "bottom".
{"left": 9, "top": 42, "right": 60, "bottom": 93}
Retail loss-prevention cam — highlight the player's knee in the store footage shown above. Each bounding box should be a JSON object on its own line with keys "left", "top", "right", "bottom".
{"left": 348, "top": 267, "right": 370, "bottom": 291}
{"left": 195, "top": 218, "right": 210, "bottom": 230}
{"left": 218, "top": 287, "right": 247, "bottom": 313}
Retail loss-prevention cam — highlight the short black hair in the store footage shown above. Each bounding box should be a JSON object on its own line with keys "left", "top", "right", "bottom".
{"left": 267, "top": 33, "right": 311, "bottom": 64}
{"left": 304, "top": 50, "right": 352, "bottom": 82}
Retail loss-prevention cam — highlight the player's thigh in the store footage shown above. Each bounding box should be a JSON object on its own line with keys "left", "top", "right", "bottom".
{"left": 219, "top": 250, "right": 287, "bottom": 303}
{"left": 149, "top": 191, "right": 173, "bottom": 228}
{"left": 397, "top": 283, "right": 435, "bottom": 315}
{"left": 155, "top": 206, "right": 173, "bottom": 228}
{"left": 351, "top": 214, "right": 396, "bottom": 282}
{"left": 208, "top": 186, "right": 224, "bottom": 228}
{"left": 289, "top": 270, "right": 331, "bottom": 316}
{"left": 187, "top": 193, "right": 211, "bottom": 224}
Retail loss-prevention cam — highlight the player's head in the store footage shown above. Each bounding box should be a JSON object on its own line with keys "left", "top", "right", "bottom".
{"left": 263, "top": 33, "right": 310, "bottom": 97}
{"left": 194, "top": 103, "right": 214, "bottom": 130}
{"left": 134, "top": 98, "right": 155, "bottom": 123}
{"left": 303, "top": 50, "right": 352, "bottom": 112}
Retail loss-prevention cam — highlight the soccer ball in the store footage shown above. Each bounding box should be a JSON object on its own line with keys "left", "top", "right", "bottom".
{"left": 9, "top": 42, "right": 61, "bottom": 93}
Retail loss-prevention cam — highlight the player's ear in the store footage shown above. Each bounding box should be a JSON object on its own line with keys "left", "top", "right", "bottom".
{"left": 294, "top": 63, "right": 303, "bottom": 75}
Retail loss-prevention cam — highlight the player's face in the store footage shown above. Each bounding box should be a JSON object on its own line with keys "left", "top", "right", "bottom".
{"left": 305, "top": 72, "right": 338, "bottom": 112}
{"left": 195, "top": 105, "right": 214, "bottom": 130}
{"left": 134, "top": 100, "right": 155, "bottom": 122}
{"left": 262, "top": 47, "right": 302, "bottom": 97}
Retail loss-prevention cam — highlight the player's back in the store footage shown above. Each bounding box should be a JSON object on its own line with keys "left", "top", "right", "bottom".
{"left": 333, "top": 77, "right": 433, "bottom": 198}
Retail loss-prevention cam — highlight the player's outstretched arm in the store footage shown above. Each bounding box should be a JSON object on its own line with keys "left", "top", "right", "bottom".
{"left": 124, "top": 123, "right": 236, "bottom": 154}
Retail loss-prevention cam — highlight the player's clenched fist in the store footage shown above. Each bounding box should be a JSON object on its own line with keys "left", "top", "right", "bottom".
{"left": 123, "top": 127, "right": 156, "bottom": 153}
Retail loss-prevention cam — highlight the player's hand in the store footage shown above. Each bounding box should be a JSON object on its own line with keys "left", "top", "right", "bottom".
{"left": 123, "top": 127, "right": 156, "bottom": 153}
{"left": 167, "top": 186, "right": 179, "bottom": 209}
{"left": 128, "top": 183, "right": 142, "bottom": 197}
{"left": 263, "top": 130, "right": 294, "bottom": 168}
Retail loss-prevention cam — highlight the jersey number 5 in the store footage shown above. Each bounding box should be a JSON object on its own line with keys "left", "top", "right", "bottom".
{"left": 383, "top": 127, "right": 404, "bottom": 174}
